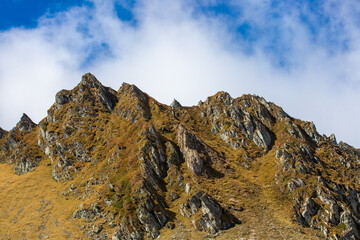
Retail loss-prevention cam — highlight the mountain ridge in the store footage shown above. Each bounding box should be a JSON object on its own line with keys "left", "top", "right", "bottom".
{"left": 0, "top": 73, "right": 360, "bottom": 239}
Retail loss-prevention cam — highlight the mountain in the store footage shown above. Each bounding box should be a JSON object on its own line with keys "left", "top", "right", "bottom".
{"left": 1, "top": 73, "right": 360, "bottom": 240}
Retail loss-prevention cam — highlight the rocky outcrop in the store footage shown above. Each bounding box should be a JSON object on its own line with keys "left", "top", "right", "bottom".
{"left": 180, "top": 191, "right": 240, "bottom": 234}
{"left": 73, "top": 203, "right": 104, "bottom": 223}
{"left": 0, "top": 114, "right": 42, "bottom": 173}
{"left": 12, "top": 150, "right": 42, "bottom": 175}
{"left": 2, "top": 74, "right": 360, "bottom": 240}
{"left": 286, "top": 177, "right": 305, "bottom": 192}
{"left": 79, "top": 73, "right": 118, "bottom": 112}
{"left": 136, "top": 192, "right": 167, "bottom": 239}
{"left": 55, "top": 73, "right": 118, "bottom": 112}
{"left": 16, "top": 113, "right": 36, "bottom": 133}
{"left": 339, "top": 210, "right": 360, "bottom": 240}
{"left": 112, "top": 217, "right": 144, "bottom": 240}
{"left": 300, "top": 121, "right": 323, "bottom": 145}
{"left": 52, "top": 73, "right": 118, "bottom": 117}
{"left": 177, "top": 125, "right": 211, "bottom": 175}
{"left": 170, "top": 99, "right": 182, "bottom": 108}
{"left": 199, "top": 92, "right": 273, "bottom": 151}
{"left": 116, "top": 83, "right": 151, "bottom": 123}
{"left": 1, "top": 131, "right": 19, "bottom": 155}
{"left": 38, "top": 73, "right": 120, "bottom": 181}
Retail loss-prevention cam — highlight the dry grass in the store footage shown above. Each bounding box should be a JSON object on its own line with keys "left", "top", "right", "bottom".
{"left": 0, "top": 161, "right": 86, "bottom": 239}
{"left": 0, "top": 81, "right": 342, "bottom": 240}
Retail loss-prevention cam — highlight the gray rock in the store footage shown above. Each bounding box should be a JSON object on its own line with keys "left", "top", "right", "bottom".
{"left": 92, "top": 224, "right": 103, "bottom": 234}
{"left": 16, "top": 113, "right": 36, "bottom": 132}
{"left": 340, "top": 210, "right": 360, "bottom": 240}
{"left": 287, "top": 177, "right": 305, "bottom": 192}
{"left": 215, "top": 91, "right": 233, "bottom": 106}
{"left": 180, "top": 191, "right": 240, "bottom": 234}
{"left": 112, "top": 216, "right": 144, "bottom": 240}
{"left": 117, "top": 83, "right": 151, "bottom": 122}
{"left": 55, "top": 90, "right": 71, "bottom": 105}
{"left": 170, "top": 192, "right": 180, "bottom": 201}
{"left": 328, "top": 134, "right": 337, "bottom": 144}
{"left": 80, "top": 73, "right": 118, "bottom": 112}
{"left": 301, "top": 198, "right": 320, "bottom": 225}
{"left": 14, "top": 156, "right": 41, "bottom": 175}
{"left": 170, "top": 99, "right": 182, "bottom": 108}
{"left": 252, "top": 124, "right": 272, "bottom": 150}
{"left": 136, "top": 195, "right": 167, "bottom": 239}
{"left": 302, "top": 121, "right": 323, "bottom": 145}
{"left": 73, "top": 204, "right": 98, "bottom": 222}
{"left": 1, "top": 132, "right": 19, "bottom": 153}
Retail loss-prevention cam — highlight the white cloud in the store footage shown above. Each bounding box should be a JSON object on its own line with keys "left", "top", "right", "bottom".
{"left": 0, "top": 0, "right": 360, "bottom": 147}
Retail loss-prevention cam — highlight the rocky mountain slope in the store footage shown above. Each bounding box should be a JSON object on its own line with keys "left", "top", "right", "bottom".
{"left": 1, "top": 73, "right": 360, "bottom": 239}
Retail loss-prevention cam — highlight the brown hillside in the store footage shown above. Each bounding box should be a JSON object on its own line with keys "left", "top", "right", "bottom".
{"left": 1, "top": 73, "right": 360, "bottom": 240}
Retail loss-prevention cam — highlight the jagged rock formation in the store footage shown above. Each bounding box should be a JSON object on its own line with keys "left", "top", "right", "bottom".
{"left": 198, "top": 92, "right": 273, "bottom": 151}
{"left": 170, "top": 99, "right": 182, "bottom": 108}
{"left": 0, "top": 113, "right": 42, "bottom": 174}
{"left": 180, "top": 191, "right": 240, "bottom": 234}
{"left": 1, "top": 73, "right": 360, "bottom": 240}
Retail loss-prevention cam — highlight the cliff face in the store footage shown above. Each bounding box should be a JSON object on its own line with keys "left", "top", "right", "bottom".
{"left": 1, "top": 73, "right": 360, "bottom": 240}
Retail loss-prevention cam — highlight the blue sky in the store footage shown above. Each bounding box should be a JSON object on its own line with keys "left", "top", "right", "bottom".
{"left": 0, "top": 0, "right": 360, "bottom": 147}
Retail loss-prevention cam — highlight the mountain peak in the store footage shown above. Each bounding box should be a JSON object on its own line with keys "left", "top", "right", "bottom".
{"left": 80, "top": 72, "right": 103, "bottom": 89}
{"left": 170, "top": 99, "right": 182, "bottom": 108}
{"left": 1, "top": 73, "right": 360, "bottom": 240}
{"left": 119, "top": 82, "right": 148, "bottom": 102}
{"left": 15, "top": 113, "right": 36, "bottom": 132}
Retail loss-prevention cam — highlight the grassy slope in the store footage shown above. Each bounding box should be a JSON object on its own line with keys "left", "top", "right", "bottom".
{"left": 0, "top": 161, "right": 86, "bottom": 239}
{"left": 0, "top": 84, "right": 331, "bottom": 239}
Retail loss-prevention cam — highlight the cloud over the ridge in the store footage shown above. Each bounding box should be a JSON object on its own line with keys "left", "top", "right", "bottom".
{"left": 0, "top": 0, "right": 360, "bottom": 147}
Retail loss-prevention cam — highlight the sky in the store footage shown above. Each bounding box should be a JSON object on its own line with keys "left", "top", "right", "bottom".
{"left": 0, "top": 0, "right": 360, "bottom": 147}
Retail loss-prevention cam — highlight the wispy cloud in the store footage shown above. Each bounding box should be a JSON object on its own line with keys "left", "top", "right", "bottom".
{"left": 0, "top": 0, "right": 360, "bottom": 147}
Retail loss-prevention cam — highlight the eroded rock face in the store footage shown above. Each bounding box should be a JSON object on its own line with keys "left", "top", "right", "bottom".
{"left": 112, "top": 217, "right": 144, "bottom": 240}
{"left": 136, "top": 193, "right": 167, "bottom": 239}
{"left": 38, "top": 73, "right": 120, "bottom": 181}
{"left": 116, "top": 83, "right": 151, "bottom": 123}
{"left": 340, "top": 210, "right": 360, "bottom": 240}
{"left": 199, "top": 92, "right": 273, "bottom": 151}
{"left": 81, "top": 73, "right": 119, "bottom": 112}
{"left": 170, "top": 99, "right": 182, "bottom": 108}
{"left": 16, "top": 113, "right": 36, "bottom": 133}
{"left": 12, "top": 151, "right": 41, "bottom": 175}
{"left": 287, "top": 177, "right": 305, "bottom": 192}
{"left": 0, "top": 114, "right": 42, "bottom": 174}
{"left": 177, "top": 125, "right": 210, "bottom": 175}
{"left": 180, "top": 191, "right": 240, "bottom": 234}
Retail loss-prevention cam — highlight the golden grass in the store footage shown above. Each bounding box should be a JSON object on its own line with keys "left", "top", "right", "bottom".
{"left": 0, "top": 161, "right": 87, "bottom": 239}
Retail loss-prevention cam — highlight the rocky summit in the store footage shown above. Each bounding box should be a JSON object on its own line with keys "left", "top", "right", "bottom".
{"left": 0, "top": 73, "right": 360, "bottom": 240}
